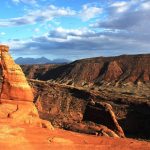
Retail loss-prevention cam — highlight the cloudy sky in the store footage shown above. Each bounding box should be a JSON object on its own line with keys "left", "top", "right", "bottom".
{"left": 0, "top": 0, "right": 150, "bottom": 60}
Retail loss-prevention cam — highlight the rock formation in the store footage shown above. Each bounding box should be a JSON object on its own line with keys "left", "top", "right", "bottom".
{"left": 83, "top": 101, "right": 125, "bottom": 137}
{"left": 0, "top": 45, "right": 34, "bottom": 101}
{"left": 103, "top": 61, "right": 123, "bottom": 82}
{"left": 29, "top": 79, "right": 125, "bottom": 138}
{"left": 0, "top": 45, "right": 53, "bottom": 129}
{"left": 30, "top": 80, "right": 150, "bottom": 139}
{"left": 0, "top": 45, "right": 149, "bottom": 149}
{"left": 28, "top": 54, "right": 150, "bottom": 85}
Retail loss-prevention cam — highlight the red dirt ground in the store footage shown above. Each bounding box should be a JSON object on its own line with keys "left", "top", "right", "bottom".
{"left": 0, "top": 120, "right": 149, "bottom": 150}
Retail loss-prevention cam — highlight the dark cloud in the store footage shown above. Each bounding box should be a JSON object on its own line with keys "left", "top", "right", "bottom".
{"left": 95, "top": 9, "right": 150, "bottom": 32}
{"left": 10, "top": 26, "right": 149, "bottom": 60}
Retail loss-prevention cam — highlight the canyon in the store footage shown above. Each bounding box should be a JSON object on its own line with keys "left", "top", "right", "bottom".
{"left": 0, "top": 45, "right": 149, "bottom": 149}
{"left": 21, "top": 54, "right": 150, "bottom": 140}
{"left": 22, "top": 54, "right": 150, "bottom": 85}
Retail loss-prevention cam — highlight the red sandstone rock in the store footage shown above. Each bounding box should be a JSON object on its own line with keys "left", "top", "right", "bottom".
{"left": 84, "top": 102, "right": 125, "bottom": 137}
{"left": 0, "top": 45, "right": 53, "bottom": 130}
{"left": 102, "top": 103, "right": 125, "bottom": 137}
{"left": 103, "top": 61, "right": 123, "bottom": 82}
{"left": 0, "top": 45, "right": 34, "bottom": 101}
{"left": 28, "top": 54, "right": 150, "bottom": 85}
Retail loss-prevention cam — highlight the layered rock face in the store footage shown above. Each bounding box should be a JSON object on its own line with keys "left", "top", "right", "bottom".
{"left": 30, "top": 80, "right": 150, "bottom": 139}
{"left": 26, "top": 54, "right": 150, "bottom": 85}
{"left": 0, "top": 45, "right": 33, "bottom": 101}
{"left": 0, "top": 45, "right": 53, "bottom": 129}
{"left": 21, "top": 64, "right": 59, "bottom": 79}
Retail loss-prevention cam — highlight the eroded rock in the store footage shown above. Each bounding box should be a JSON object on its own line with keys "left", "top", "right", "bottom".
{"left": 0, "top": 45, "right": 33, "bottom": 101}
{"left": 83, "top": 101, "right": 125, "bottom": 137}
{"left": 0, "top": 45, "right": 53, "bottom": 130}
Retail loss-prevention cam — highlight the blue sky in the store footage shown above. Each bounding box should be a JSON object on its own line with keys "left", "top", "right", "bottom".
{"left": 0, "top": 0, "right": 150, "bottom": 60}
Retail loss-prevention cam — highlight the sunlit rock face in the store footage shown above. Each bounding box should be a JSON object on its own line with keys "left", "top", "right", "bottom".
{"left": 0, "top": 45, "right": 53, "bottom": 129}
{"left": 0, "top": 45, "right": 34, "bottom": 101}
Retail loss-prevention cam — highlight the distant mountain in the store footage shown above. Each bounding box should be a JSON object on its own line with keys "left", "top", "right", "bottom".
{"left": 15, "top": 57, "right": 70, "bottom": 64}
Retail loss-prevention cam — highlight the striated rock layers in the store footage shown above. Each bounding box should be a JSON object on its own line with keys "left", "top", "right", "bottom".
{"left": 29, "top": 54, "right": 150, "bottom": 85}
{"left": 0, "top": 45, "right": 53, "bottom": 129}
{"left": 0, "top": 45, "right": 33, "bottom": 101}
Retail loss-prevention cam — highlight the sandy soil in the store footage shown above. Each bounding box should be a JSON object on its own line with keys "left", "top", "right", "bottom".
{"left": 0, "top": 120, "right": 149, "bottom": 150}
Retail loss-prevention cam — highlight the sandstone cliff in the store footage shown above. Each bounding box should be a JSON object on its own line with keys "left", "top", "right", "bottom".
{"left": 0, "top": 45, "right": 53, "bottom": 129}
{"left": 22, "top": 54, "right": 150, "bottom": 85}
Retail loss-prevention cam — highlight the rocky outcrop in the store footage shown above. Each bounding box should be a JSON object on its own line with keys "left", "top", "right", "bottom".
{"left": 83, "top": 101, "right": 125, "bottom": 137}
{"left": 21, "top": 64, "right": 59, "bottom": 79}
{"left": 31, "top": 80, "right": 125, "bottom": 138}
{"left": 0, "top": 45, "right": 34, "bottom": 101}
{"left": 61, "top": 101, "right": 125, "bottom": 138}
{"left": 30, "top": 80, "right": 150, "bottom": 139}
{"left": 64, "top": 122, "right": 121, "bottom": 138}
{"left": 0, "top": 45, "right": 53, "bottom": 129}
{"left": 103, "top": 61, "right": 123, "bottom": 82}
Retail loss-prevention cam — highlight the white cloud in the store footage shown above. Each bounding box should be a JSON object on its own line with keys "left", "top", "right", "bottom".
{"left": 48, "top": 27, "right": 95, "bottom": 39}
{"left": 141, "top": 1, "right": 150, "bottom": 10}
{"left": 0, "top": 32, "right": 6, "bottom": 36}
{"left": 111, "top": 1, "right": 130, "bottom": 13}
{"left": 0, "top": 5, "right": 75, "bottom": 27}
{"left": 80, "top": 4, "right": 102, "bottom": 21}
{"left": 92, "top": 0, "right": 150, "bottom": 32}
{"left": 111, "top": 1, "right": 127, "bottom": 7}
{"left": 12, "top": 0, "right": 37, "bottom": 4}
{"left": 34, "top": 28, "right": 40, "bottom": 32}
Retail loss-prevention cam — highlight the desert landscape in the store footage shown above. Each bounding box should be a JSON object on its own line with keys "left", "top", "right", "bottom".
{"left": 0, "top": 0, "right": 150, "bottom": 149}
{"left": 0, "top": 45, "right": 149, "bottom": 150}
{"left": 22, "top": 54, "right": 150, "bottom": 140}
